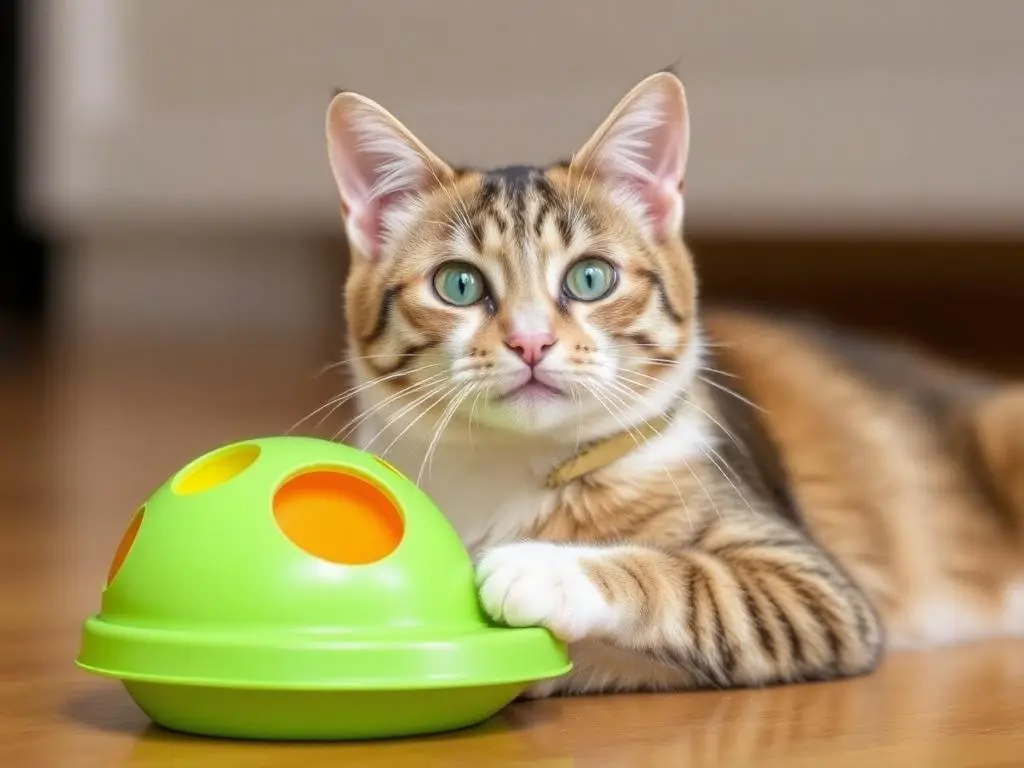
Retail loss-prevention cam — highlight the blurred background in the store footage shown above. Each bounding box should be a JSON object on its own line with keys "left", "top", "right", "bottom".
{"left": 7, "top": 1, "right": 1024, "bottom": 363}
{"left": 3, "top": 0, "right": 1024, "bottom": 496}
{"left": 3, "top": 5, "right": 1023, "bottom": 759}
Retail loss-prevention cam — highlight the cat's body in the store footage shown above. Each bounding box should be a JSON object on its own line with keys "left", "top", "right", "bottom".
{"left": 324, "top": 73, "right": 1024, "bottom": 696}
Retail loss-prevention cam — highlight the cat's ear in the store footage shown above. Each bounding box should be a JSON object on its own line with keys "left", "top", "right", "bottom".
{"left": 571, "top": 72, "right": 690, "bottom": 242}
{"left": 326, "top": 92, "right": 453, "bottom": 260}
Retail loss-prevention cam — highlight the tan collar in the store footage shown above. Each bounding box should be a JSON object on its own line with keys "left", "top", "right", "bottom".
{"left": 545, "top": 399, "right": 683, "bottom": 488}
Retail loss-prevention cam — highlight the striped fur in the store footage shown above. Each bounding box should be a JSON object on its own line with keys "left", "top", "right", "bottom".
{"left": 324, "top": 73, "right": 1024, "bottom": 696}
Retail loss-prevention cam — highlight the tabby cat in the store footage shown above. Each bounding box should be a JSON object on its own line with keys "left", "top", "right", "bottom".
{"left": 322, "top": 71, "right": 1024, "bottom": 695}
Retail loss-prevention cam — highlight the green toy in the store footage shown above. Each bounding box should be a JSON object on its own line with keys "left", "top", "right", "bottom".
{"left": 76, "top": 436, "right": 571, "bottom": 740}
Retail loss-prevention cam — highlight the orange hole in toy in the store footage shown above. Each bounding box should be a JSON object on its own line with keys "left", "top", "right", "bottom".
{"left": 107, "top": 507, "right": 144, "bottom": 586}
{"left": 273, "top": 470, "right": 404, "bottom": 565}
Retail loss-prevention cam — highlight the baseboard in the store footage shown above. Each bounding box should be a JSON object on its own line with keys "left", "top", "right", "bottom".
{"left": 50, "top": 230, "right": 347, "bottom": 347}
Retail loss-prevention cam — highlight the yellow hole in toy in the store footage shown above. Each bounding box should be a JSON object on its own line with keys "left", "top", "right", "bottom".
{"left": 107, "top": 507, "right": 144, "bottom": 586}
{"left": 175, "top": 444, "right": 261, "bottom": 495}
{"left": 273, "top": 470, "right": 404, "bottom": 565}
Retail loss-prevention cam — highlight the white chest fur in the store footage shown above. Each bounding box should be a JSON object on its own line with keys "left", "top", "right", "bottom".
{"left": 355, "top": 415, "right": 562, "bottom": 553}
{"left": 354, "top": 393, "right": 713, "bottom": 555}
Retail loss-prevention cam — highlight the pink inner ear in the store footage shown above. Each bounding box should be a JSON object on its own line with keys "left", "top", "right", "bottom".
{"left": 619, "top": 176, "right": 678, "bottom": 243}
{"left": 643, "top": 183, "right": 677, "bottom": 242}
{"left": 350, "top": 188, "right": 417, "bottom": 261}
{"left": 350, "top": 199, "right": 382, "bottom": 260}
{"left": 589, "top": 96, "right": 687, "bottom": 243}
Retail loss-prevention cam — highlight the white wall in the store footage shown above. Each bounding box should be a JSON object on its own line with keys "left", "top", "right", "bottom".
{"left": 21, "top": 1, "right": 1024, "bottom": 337}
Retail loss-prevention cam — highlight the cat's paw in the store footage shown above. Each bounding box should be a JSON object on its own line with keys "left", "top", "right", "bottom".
{"left": 475, "top": 542, "right": 618, "bottom": 643}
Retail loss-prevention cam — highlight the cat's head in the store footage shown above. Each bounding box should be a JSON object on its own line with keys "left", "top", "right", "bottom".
{"left": 325, "top": 72, "right": 700, "bottom": 440}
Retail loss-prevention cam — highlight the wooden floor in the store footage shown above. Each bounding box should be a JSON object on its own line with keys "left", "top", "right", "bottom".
{"left": 3, "top": 333, "right": 1024, "bottom": 767}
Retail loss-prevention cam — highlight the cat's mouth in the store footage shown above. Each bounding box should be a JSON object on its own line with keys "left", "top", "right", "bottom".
{"left": 494, "top": 373, "right": 565, "bottom": 402}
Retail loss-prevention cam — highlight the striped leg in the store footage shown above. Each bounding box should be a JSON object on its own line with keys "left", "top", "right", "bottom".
{"left": 476, "top": 519, "right": 883, "bottom": 689}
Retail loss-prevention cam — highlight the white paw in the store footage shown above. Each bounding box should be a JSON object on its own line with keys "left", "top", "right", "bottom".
{"left": 475, "top": 542, "right": 618, "bottom": 643}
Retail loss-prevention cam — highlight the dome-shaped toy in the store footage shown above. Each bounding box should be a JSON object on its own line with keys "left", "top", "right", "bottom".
{"left": 76, "top": 436, "right": 571, "bottom": 740}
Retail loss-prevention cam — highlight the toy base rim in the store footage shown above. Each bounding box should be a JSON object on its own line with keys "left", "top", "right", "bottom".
{"left": 78, "top": 615, "right": 571, "bottom": 690}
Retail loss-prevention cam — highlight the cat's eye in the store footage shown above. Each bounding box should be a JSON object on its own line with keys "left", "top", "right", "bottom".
{"left": 563, "top": 257, "right": 617, "bottom": 302}
{"left": 433, "top": 262, "right": 486, "bottom": 307}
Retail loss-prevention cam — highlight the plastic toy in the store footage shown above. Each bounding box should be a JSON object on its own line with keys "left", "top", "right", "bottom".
{"left": 76, "top": 436, "right": 571, "bottom": 740}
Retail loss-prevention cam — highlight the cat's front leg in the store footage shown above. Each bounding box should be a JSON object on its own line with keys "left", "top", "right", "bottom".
{"left": 476, "top": 542, "right": 625, "bottom": 643}
{"left": 476, "top": 526, "right": 884, "bottom": 692}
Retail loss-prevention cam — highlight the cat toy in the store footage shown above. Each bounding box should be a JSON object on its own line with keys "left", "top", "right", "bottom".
{"left": 76, "top": 436, "right": 570, "bottom": 740}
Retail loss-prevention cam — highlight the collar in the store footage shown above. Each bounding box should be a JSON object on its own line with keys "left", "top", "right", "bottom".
{"left": 545, "top": 397, "right": 683, "bottom": 488}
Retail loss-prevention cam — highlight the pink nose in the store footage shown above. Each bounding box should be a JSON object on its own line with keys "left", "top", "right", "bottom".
{"left": 504, "top": 332, "right": 557, "bottom": 366}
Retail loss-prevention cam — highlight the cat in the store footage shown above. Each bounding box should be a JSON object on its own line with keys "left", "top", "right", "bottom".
{"left": 322, "top": 71, "right": 1024, "bottom": 696}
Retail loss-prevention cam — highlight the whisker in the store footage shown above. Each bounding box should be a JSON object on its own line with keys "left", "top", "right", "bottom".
{"left": 310, "top": 364, "right": 444, "bottom": 432}
{"left": 697, "top": 366, "right": 739, "bottom": 380}
{"left": 597, "top": 378, "right": 713, "bottom": 526}
{"left": 604, "top": 372, "right": 761, "bottom": 522}
{"left": 601, "top": 340, "right": 735, "bottom": 351}
{"left": 334, "top": 372, "right": 450, "bottom": 443}
{"left": 614, "top": 368, "right": 664, "bottom": 388}
{"left": 605, "top": 383, "right": 758, "bottom": 520}
{"left": 433, "top": 382, "right": 478, "bottom": 478}
{"left": 705, "top": 343, "right": 737, "bottom": 350}
{"left": 694, "top": 435, "right": 761, "bottom": 520}
{"left": 699, "top": 376, "right": 768, "bottom": 414}
{"left": 677, "top": 396, "right": 752, "bottom": 462}
{"left": 602, "top": 342, "right": 681, "bottom": 349}
{"left": 569, "top": 383, "right": 584, "bottom": 455}
{"left": 583, "top": 382, "right": 647, "bottom": 447}
{"left": 583, "top": 383, "right": 655, "bottom": 464}
{"left": 315, "top": 351, "right": 429, "bottom": 377}
{"left": 611, "top": 366, "right": 753, "bottom": 463}
{"left": 419, "top": 381, "right": 476, "bottom": 486}
{"left": 606, "top": 374, "right": 759, "bottom": 521}
{"left": 364, "top": 381, "right": 455, "bottom": 454}
{"left": 286, "top": 362, "right": 443, "bottom": 435}
{"left": 375, "top": 390, "right": 455, "bottom": 461}
{"left": 612, "top": 355, "right": 679, "bottom": 367}
{"left": 589, "top": 381, "right": 698, "bottom": 529}
{"left": 467, "top": 385, "right": 487, "bottom": 447}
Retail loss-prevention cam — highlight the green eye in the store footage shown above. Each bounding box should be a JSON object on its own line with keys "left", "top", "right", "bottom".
{"left": 433, "top": 262, "right": 486, "bottom": 306}
{"left": 563, "top": 257, "right": 617, "bottom": 302}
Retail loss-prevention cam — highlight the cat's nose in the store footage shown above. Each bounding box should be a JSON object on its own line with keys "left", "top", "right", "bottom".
{"left": 504, "top": 332, "right": 557, "bottom": 366}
